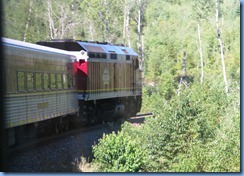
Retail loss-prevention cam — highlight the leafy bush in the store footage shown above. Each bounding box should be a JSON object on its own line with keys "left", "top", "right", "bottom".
{"left": 92, "top": 129, "right": 145, "bottom": 172}
{"left": 92, "top": 83, "right": 239, "bottom": 172}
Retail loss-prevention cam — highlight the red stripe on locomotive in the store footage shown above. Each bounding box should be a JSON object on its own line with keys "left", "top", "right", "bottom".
{"left": 73, "top": 60, "right": 88, "bottom": 91}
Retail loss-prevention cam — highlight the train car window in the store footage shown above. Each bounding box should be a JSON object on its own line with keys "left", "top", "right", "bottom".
{"left": 73, "top": 76, "right": 76, "bottom": 88}
{"left": 67, "top": 74, "right": 73, "bottom": 88}
{"left": 126, "top": 55, "right": 130, "bottom": 60}
{"left": 63, "top": 74, "right": 68, "bottom": 89}
{"left": 35, "top": 73, "right": 43, "bottom": 91}
{"left": 101, "top": 53, "right": 106, "bottom": 59}
{"left": 27, "top": 72, "right": 34, "bottom": 91}
{"left": 96, "top": 53, "right": 106, "bottom": 59}
{"left": 88, "top": 52, "right": 96, "bottom": 58}
{"left": 111, "top": 53, "right": 117, "bottom": 60}
{"left": 44, "top": 73, "right": 50, "bottom": 90}
{"left": 88, "top": 52, "right": 106, "bottom": 59}
{"left": 17, "top": 71, "right": 25, "bottom": 91}
{"left": 97, "top": 53, "right": 101, "bottom": 58}
{"left": 97, "top": 53, "right": 106, "bottom": 59}
{"left": 50, "top": 73, "right": 56, "bottom": 89}
{"left": 57, "top": 74, "right": 62, "bottom": 89}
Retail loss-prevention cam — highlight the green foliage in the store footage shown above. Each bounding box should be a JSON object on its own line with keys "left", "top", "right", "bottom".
{"left": 80, "top": 0, "right": 124, "bottom": 42}
{"left": 92, "top": 0, "right": 239, "bottom": 172}
{"left": 172, "top": 85, "right": 240, "bottom": 172}
{"left": 93, "top": 128, "right": 146, "bottom": 172}
{"left": 3, "top": 0, "right": 48, "bottom": 42}
{"left": 3, "top": 0, "right": 240, "bottom": 172}
{"left": 93, "top": 82, "right": 239, "bottom": 172}
{"left": 141, "top": 84, "right": 224, "bottom": 171}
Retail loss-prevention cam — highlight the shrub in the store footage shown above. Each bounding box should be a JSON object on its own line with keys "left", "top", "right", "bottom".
{"left": 92, "top": 129, "right": 145, "bottom": 172}
{"left": 137, "top": 83, "right": 233, "bottom": 171}
{"left": 92, "top": 83, "right": 239, "bottom": 172}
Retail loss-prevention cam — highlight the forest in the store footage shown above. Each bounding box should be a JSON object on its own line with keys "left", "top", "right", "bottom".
{"left": 3, "top": 0, "right": 240, "bottom": 172}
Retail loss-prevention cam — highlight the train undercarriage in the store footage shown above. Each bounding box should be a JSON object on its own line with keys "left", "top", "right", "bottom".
{"left": 75, "top": 96, "right": 142, "bottom": 124}
{"left": 6, "top": 96, "right": 142, "bottom": 146}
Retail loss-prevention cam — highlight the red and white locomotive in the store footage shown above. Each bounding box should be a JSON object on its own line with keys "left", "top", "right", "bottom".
{"left": 37, "top": 39, "right": 143, "bottom": 123}
{"left": 3, "top": 38, "right": 142, "bottom": 145}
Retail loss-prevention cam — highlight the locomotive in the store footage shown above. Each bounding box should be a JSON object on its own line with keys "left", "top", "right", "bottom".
{"left": 3, "top": 37, "right": 143, "bottom": 146}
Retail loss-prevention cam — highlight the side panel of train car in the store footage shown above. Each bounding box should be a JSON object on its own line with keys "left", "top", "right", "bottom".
{"left": 37, "top": 40, "right": 143, "bottom": 122}
{"left": 3, "top": 38, "right": 79, "bottom": 145}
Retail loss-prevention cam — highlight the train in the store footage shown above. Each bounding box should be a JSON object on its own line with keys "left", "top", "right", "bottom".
{"left": 3, "top": 37, "right": 143, "bottom": 146}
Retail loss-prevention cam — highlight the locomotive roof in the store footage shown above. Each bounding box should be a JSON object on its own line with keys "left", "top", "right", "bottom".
{"left": 37, "top": 40, "right": 138, "bottom": 56}
{"left": 77, "top": 41, "right": 138, "bottom": 56}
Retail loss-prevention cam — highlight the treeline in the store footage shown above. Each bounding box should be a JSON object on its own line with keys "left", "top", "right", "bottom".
{"left": 3, "top": 0, "right": 146, "bottom": 57}
{"left": 3, "top": 0, "right": 240, "bottom": 172}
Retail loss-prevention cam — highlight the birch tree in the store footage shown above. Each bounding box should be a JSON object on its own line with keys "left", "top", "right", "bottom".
{"left": 177, "top": 51, "right": 188, "bottom": 96}
{"left": 136, "top": 0, "right": 143, "bottom": 59}
{"left": 131, "top": 0, "right": 147, "bottom": 64}
{"left": 3, "top": 0, "right": 34, "bottom": 41}
{"left": 197, "top": 18, "right": 204, "bottom": 85}
{"left": 215, "top": 0, "right": 228, "bottom": 95}
{"left": 192, "top": 0, "right": 213, "bottom": 86}
{"left": 81, "top": 0, "right": 123, "bottom": 43}
{"left": 123, "top": 0, "right": 133, "bottom": 47}
{"left": 80, "top": 1, "right": 96, "bottom": 41}
{"left": 23, "top": 0, "right": 33, "bottom": 42}
{"left": 46, "top": 0, "right": 82, "bottom": 39}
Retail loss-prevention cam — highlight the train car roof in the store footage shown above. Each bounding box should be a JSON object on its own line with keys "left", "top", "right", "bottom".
{"left": 37, "top": 39, "right": 138, "bottom": 56}
{"left": 2, "top": 37, "right": 77, "bottom": 57}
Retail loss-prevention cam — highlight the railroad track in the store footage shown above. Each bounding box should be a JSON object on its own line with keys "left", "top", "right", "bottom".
{"left": 7, "top": 112, "right": 153, "bottom": 155}
{"left": 7, "top": 123, "right": 105, "bottom": 155}
{"left": 127, "top": 112, "right": 154, "bottom": 124}
{"left": 6, "top": 121, "right": 122, "bottom": 172}
{"left": 134, "top": 112, "right": 154, "bottom": 118}
{"left": 5, "top": 112, "right": 154, "bottom": 171}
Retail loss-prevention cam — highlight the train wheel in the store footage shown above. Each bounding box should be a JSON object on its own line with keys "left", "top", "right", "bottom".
{"left": 87, "top": 106, "right": 100, "bottom": 125}
{"left": 15, "top": 126, "right": 25, "bottom": 144}
{"left": 24, "top": 124, "right": 36, "bottom": 139}
{"left": 124, "top": 101, "right": 130, "bottom": 119}
{"left": 55, "top": 122, "right": 62, "bottom": 134}
{"left": 127, "top": 99, "right": 136, "bottom": 117}
{"left": 64, "top": 118, "right": 69, "bottom": 131}
{"left": 87, "top": 111, "right": 96, "bottom": 125}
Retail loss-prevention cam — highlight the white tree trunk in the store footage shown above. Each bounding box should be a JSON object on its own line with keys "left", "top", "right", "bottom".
{"left": 126, "top": 8, "right": 131, "bottom": 47}
{"left": 47, "top": 0, "right": 55, "bottom": 39}
{"left": 177, "top": 51, "right": 188, "bottom": 96}
{"left": 123, "top": 0, "right": 132, "bottom": 47}
{"left": 197, "top": 20, "right": 204, "bottom": 85}
{"left": 104, "top": 0, "right": 109, "bottom": 42}
{"left": 216, "top": 0, "right": 228, "bottom": 95}
{"left": 89, "top": 23, "right": 94, "bottom": 41}
{"left": 23, "top": 0, "right": 32, "bottom": 42}
{"left": 123, "top": 0, "right": 127, "bottom": 43}
{"left": 137, "top": 0, "right": 142, "bottom": 58}
{"left": 59, "top": 5, "right": 65, "bottom": 39}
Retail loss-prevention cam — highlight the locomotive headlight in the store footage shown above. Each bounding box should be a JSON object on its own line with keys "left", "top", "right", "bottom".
{"left": 80, "top": 50, "right": 84, "bottom": 55}
{"left": 80, "top": 50, "right": 88, "bottom": 60}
